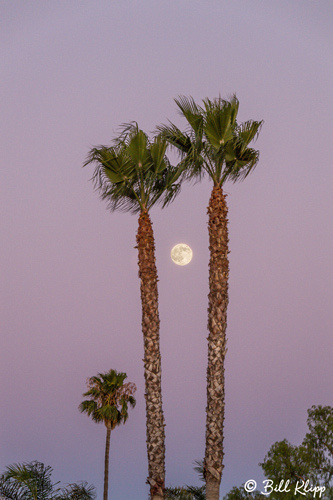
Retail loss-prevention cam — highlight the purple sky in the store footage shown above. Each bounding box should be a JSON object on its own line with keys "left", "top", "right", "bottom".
{"left": 1, "top": 1, "right": 333, "bottom": 498}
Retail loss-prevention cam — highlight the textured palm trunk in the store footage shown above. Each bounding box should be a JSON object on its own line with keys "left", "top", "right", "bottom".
{"left": 104, "top": 424, "right": 111, "bottom": 500}
{"left": 136, "top": 209, "right": 165, "bottom": 500}
{"left": 204, "top": 184, "right": 229, "bottom": 500}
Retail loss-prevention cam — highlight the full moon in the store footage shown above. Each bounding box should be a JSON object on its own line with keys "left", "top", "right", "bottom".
{"left": 171, "top": 243, "right": 193, "bottom": 266}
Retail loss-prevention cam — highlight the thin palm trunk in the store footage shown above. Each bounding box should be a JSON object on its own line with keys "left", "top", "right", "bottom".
{"left": 104, "top": 424, "right": 111, "bottom": 500}
{"left": 204, "top": 184, "right": 229, "bottom": 500}
{"left": 137, "top": 209, "right": 165, "bottom": 500}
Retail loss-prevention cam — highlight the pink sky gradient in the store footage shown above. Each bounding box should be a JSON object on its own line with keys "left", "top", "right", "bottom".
{"left": 1, "top": 1, "right": 333, "bottom": 498}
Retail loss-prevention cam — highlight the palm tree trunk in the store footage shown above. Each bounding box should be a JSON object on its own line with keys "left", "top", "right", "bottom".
{"left": 206, "top": 477, "right": 220, "bottom": 500}
{"left": 136, "top": 209, "right": 165, "bottom": 500}
{"left": 104, "top": 424, "right": 111, "bottom": 500}
{"left": 204, "top": 184, "right": 229, "bottom": 500}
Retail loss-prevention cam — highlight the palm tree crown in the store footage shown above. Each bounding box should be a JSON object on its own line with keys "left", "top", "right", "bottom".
{"left": 85, "top": 122, "right": 183, "bottom": 214}
{"left": 158, "top": 95, "right": 262, "bottom": 186}
{"left": 79, "top": 369, "right": 136, "bottom": 430}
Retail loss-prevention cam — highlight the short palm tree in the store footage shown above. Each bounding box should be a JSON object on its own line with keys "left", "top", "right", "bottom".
{"left": 0, "top": 461, "right": 96, "bottom": 500}
{"left": 79, "top": 369, "right": 136, "bottom": 500}
{"left": 84, "top": 126, "right": 183, "bottom": 500}
{"left": 159, "top": 96, "right": 262, "bottom": 500}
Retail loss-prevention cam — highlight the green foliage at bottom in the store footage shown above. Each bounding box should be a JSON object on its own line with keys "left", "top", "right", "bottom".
{"left": 165, "top": 485, "right": 206, "bottom": 499}
{"left": 222, "top": 486, "right": 264, "bottom": 499}
{"left": 0, "top": 461, "right": 96, "bottom": 500}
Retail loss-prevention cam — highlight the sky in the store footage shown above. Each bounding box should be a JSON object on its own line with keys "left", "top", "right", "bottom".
{"left": 1, "top": 1, "right": 333, "bottom": 498}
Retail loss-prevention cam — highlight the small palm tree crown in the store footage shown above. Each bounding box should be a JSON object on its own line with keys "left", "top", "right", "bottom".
{"left": 84, "top": 123, "right": 184, "bottom": 214}
{"left": 158, "top": 95, "right": 262, "bottom": 186}
{"left": 79, "top": 369, "right": 136, "bottom": 430}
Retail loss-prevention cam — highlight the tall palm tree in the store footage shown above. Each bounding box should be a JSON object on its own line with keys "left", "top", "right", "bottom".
{"left": 84, "top": 125, "right": 183, "bottom": 500}
{"left": 158, "top": 96, "right": 262, "bottom": 500}
{"left": 0, "top": 461, "right": 96, "bottom": 500}
{"left": 79, "top": 369, "right": 136, "bottom": 500}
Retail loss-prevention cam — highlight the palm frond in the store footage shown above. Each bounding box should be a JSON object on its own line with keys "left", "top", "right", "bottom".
{"left": 192, "top": 460, "right": 205, "bottom": 483}
{"left": 165, "top": 485, "right": 205, "bottom": 500}
{"left": 0, "top": 462, "right": 55, "bottom": 500}
{"left": 113, "top": 121, "right": 139, "bottom": 146}
{"left": 174, "top": 95, "right": 204, "bottom": 138}
{"left": 127, "top": 129, "right": 150, "bottom": 169}
{"left": 203, "top": 99, "right": 236, "bottom": 149}
{"left": 55, "top": 482, "right": 96, "bottom": 500}
{"left": 235, "top": 120, "right": 263, "bottom": 148}
{"left": 185, "top": 485, "right": 206, "bottom": 499}
{"left": 149, "top": 136, "right": 168, "bottom": 174}
{"left": 157, "top": 122, "right": 193, "bottom": 156}
{"left": 149, "top": 161, "right": 185, "bottom": 209}
{"left": 225, "top": 148, "right": 260, "bottom": 184}
{"left": 160, "top": 181, "right": 182, "bottom": 209}
{"left": 0, "top": 477, "right": 22, "bottom": 500}
{"left": 165, "top": 486, "right": 194, "bottom": 499}
{"left": 78, "top": 400, "right": 103, "bottom": 423}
